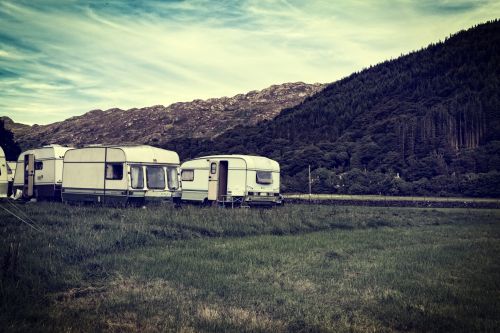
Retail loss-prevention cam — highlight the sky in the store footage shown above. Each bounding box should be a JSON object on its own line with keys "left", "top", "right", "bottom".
{"left": 0, "top": 0, "right": 499, "bottom": 125}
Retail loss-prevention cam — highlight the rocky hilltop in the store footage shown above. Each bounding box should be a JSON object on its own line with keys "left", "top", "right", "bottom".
{"left": 6, "top": 82, "right": 325, "bottom": 149}
{"left": 1, "top": 116, "right": 31, "bottom": 137}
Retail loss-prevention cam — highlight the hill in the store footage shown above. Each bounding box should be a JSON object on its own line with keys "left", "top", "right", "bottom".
{"left": 6, "top": 82, "right": 325, "bottom": 150}
{"left": 162, "top": 20, "right": 500, "bottom": 197}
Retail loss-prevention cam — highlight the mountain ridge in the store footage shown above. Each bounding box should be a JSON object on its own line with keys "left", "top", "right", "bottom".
{"left": 6, "top": 82, "right": 326, "bottom": 149}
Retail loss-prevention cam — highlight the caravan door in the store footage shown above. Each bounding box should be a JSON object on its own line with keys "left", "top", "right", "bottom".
{"left": 23, "top": 154, "right": 35, "bottom": 198}
{"left": 217, "top": 161, "right": 228, "bottom": 201}
{"left": 207, "top": 160, "right": 219, "bottom": 201}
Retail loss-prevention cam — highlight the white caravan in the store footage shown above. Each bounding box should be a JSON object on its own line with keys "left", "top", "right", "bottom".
{"left": 61, "top": 145, "right": 181, "bottom": 205}
{"left": 6, "top": 161, "right": 16, "bottom": 196}
{"left": 13, "top": 145, "right": 73, "bottom": 200}
{"left": 7, "top": 162, "right": 16, "bottom": 183}
{"left": 0, "top": 147, "right": 8, "bottom": 198}
{"left": 180, "top": 154, "right": 281, "bottom": 206}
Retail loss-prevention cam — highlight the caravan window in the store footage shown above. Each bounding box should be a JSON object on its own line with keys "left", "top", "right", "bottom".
{"left": 167, "top": 167, "right": 179, "bottom": 190}
{"left": 130, "top": 166, "right": 144, "bottom": 189}
{"left": 35, "top": 161, "right": 43, "bottom": 170}
{"left": 105, "top": 163, "right": 123, "bottom": 180}
{"left": 256, "top": 171, "right": 273, "bottom": 184}
{"left": 181, "top": 169, "right": 194, "bottom": 181}
{"left": 146, "top": 166, "right": 165, "bottom": 189}
{"left": 210, "top": 162, "right": 217, "bottom": 174}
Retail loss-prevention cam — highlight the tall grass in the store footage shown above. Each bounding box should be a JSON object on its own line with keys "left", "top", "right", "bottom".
{"left": 0, "top": 202, "right": 499, "bottom": 331}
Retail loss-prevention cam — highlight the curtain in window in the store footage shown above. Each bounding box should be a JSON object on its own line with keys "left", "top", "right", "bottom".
{"left": 130, "top": 166, "right": 144, "bottom": 189}
{"left": 256, "top": 171, "right": 273, "bottom": 184}
{"left": 147, "top": 166, "right": 165, "bottom": 189}
{"left": 167, "top": 167, "right": 179, "bottom": 190}
{"left": 181, "top": 170, "right": 194, "bottom": 181}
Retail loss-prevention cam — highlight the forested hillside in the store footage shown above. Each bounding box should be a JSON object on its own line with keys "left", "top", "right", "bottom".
{"left": 163, "top": 20, "right": 500, "bottom": 197}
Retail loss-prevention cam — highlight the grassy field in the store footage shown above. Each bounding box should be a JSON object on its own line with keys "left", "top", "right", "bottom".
{"left": 0, "top": 202, "right": 499, "bottom": 332}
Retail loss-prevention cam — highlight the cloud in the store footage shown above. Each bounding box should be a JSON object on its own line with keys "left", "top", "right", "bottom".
{"left": 415, "top": 0, "right": 487, "bottom": 15}
{"left": 0, "top": 0, "right": 499, "bottom": 124}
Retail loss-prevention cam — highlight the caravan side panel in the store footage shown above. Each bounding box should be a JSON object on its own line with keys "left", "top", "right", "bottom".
{"left": 0, "top": 148, "right": 8, "bottom": 198}
{"left": 34, "top": 159, "right": 59, "bottom": 198}
{"left": 12, "top": 159, "right": 24, "bottom": 188}
{"left": 104, "top": 149, "right": 128, "bottom": 200}
{"left": 226, "top": 158, "right": 247, "bottom": 197}
{"left": 62, "top": 148, "right": 107, "bottom": 203}
{"left": 105, "top": 148, "right": 126, "bottom": 163}
{"left": 63, "top": 163, "right": 105, "bottom": 189}
{"left": 180, "top": 159, "right": 209, "bottom": 202}
{"left": 245, "top": 168, "right": 281, "bottom": 205}
{"left": 36, "top": 159, "right": 56, "bottom": 184}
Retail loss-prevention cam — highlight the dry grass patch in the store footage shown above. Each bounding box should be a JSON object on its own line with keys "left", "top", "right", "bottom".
{"left": 52, "top": 276, "right": 286, "bottom": 332}
{"left": 51, "top": 276, "right": 198, "bottom": 332}
{"left": 105, "top": 312, "right": 138, "bottom": 332}
{"left": 197, "top": 304, "right": 285, "bottom": 332}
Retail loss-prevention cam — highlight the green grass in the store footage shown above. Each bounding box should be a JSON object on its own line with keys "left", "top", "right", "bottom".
{"left": 0, "top": 202, "right": 499, "bottom": 332}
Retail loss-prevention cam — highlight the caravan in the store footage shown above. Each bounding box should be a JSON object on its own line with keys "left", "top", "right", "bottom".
{"left": 6, "top": 161, "right": 16, "bottom": 197}
{"left": 180, "top": 155, "right": 281, "bottom": 206}
{"left": 0, "top": 147, "right": 8, "bottom": 198}
{"left": 61, "top": 145, "right": 181, "bottom": 205}
{"left": 13, "top": 145, "right": 73, "bottom": 200}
